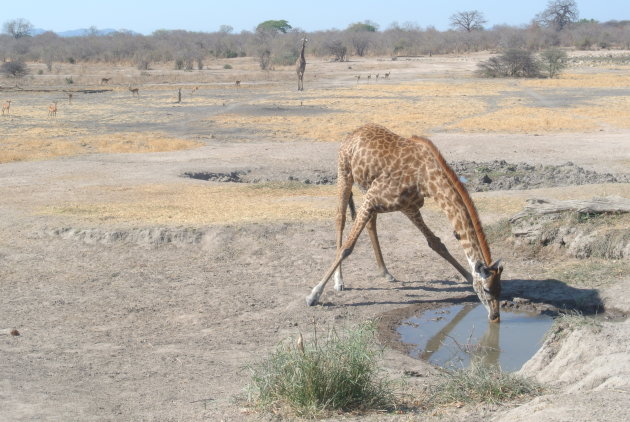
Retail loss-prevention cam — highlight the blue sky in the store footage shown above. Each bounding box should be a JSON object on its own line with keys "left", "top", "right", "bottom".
{"left": 3, "top": 0, "right": 629, "bottom": 34}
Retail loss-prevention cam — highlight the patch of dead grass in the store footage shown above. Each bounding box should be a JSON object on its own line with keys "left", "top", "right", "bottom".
{"left": 210, "top": 89, "right": 487, "bottom": 141}
{"left": 450, "top": 106, "right": 598, "bottom": 133}
{"left": 0, "top": 132, "right": 200, "bottom": 163}
{"left": 39, "top": 182, "right": 339, "bottom": 225}
{"left": 520, "top": 72, "right": 630, "bottom": 88}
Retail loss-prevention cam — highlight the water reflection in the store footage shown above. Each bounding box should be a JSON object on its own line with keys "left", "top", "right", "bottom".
{"left": 398, "top": 303, "right": 553, "bottom": 372}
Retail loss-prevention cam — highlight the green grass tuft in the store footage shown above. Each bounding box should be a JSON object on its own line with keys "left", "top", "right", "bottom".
{"left": 246, "top": 322, "right": 398, "bottom": 417}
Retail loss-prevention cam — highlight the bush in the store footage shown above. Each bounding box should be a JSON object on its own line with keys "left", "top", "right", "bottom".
{"left": 1, "top": 61, "right": 29, "bottom": 78}
{"left": 223, "top": 64, "right": 232, "bottom": 69}
{"left": 540, "top": 48, "right": 568, "bottom": 78}
{"left": 477, "top": 49, "right": 542, "bottom": 78}
{"left": 247, "top": 322, "right": 398, "bottom": 417}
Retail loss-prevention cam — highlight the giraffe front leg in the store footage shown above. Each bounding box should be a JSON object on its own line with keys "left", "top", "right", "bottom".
{"left": 306, "top": 206, "right": 374, "bottom": 306}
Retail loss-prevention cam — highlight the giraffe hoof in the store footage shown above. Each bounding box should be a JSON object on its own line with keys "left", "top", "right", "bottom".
{"left": 305, "top": 295, "right": 318, "bottom": 306}
{"left": 384, "top": 272, "right": 397, "bottom": 283}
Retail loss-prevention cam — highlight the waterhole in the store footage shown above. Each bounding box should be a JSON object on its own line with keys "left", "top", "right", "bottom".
{"left": 397, "top": 303, "right": 554, "bottom": 371}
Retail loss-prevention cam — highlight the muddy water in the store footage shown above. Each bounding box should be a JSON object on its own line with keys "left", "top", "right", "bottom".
{"left": 397, "top": 304, "right": 553, "bottom": 371}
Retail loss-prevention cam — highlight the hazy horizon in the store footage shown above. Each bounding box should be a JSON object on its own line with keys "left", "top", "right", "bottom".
{"left": 4, "top": 0, "right": 629, "bottom": 36}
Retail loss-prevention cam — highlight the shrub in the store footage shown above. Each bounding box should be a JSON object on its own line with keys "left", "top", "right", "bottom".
{"left": 540, "top": 48, "right": 568, "bottom": 78}
{"left": 247, "top": 322, "right": 398, "bottom": 417}
{"left": 477, "top": 49, "right": 542, "bottom": 78}
{"left": 1, "top": 61, "right": 29, "bottom": 78}
{"left": 223, "top": 64, "right": 232, "bottom": 69}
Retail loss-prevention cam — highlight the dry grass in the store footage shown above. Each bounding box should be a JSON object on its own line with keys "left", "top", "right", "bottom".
{"left": 450, "top": 106, "right": 598, "bottom": 133}
{"left": 209, "top": 87, "right": 488, "bottom": 142}
{"left": 39, "top": 182, "right": 340, "bottom": 225}
{"left": 520, "top": 72, "right": 630, "bottom": 88}
{"left": 0, "top": 131, "right": 200, "bottom": 163}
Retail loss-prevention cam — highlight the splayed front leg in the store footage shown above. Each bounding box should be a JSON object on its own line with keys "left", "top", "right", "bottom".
{"left": 306, "top": 205, "right": 374, "bottom": 306}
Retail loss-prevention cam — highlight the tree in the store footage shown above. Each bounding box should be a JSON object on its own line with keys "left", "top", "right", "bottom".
{"left": 347, "top": 21, "right": 378, "bottom": 33}
{"left": 3, "top": 18, "right": 34, "bottom": 39}
{"left": 256, "top": 20, "right": 292, "bottom": 35}
{"left": 219, "top": 25, "right": 233, "bottom": 34}
{"left": 324, "top": 40, "right": 347, "bottom": 62}
{"left": 450, "top": 10, "right": 487, "bottom": 32}
{"left": 536, "top": 0, "right": 579, "bottom": 31}
{"left": 346, "top": 21, "right": 378, "bottom": 57}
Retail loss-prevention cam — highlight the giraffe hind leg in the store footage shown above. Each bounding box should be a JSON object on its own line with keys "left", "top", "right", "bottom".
{"left": 332, "top": 174, "right": 354, "bottom": 292}
{"left": 366, "top": 213, "right": 397, "bottom": 282}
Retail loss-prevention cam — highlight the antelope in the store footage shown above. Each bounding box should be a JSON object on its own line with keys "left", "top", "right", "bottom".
{"left": 2, "top": 100, "right": 11, "bottom": 115}
{"left": 48, "top": 101, "right": 58, "bottom": 117}
{"left": 235, "top": 80, "right": 241, "bottom": 89}
{"left": 100, "top": 77, "right": 111, "bottom": 85}
{"left": 128, "top": 85, "right": 140, "bottom": 97}
{"left": 68, "top": 93, "right": 73, "bottom": 104}
{"left": 191, "top": 86, "right": 199, "bottom": 95}
{"left": 384, "top": 72, "right": 390, "bottom": 79}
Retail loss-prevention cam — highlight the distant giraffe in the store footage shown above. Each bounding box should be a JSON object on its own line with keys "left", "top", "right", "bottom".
{"left": 128, "top": 85, "right": 140, "bottom": 97}
{"left": 2, "top": 100, "right": 11, "bottom": 115}
{"left": 305, "top": 124, "right": 503, "bottom": 322}
{"left": 48, "top": 101, "right": 58, "bottom": 117}
{"left": 296, "top": 37, "right": 307, "bottom": 91}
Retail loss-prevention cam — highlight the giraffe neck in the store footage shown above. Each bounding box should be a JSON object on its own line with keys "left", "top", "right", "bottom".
{"left": 412, "top": 136, "right": 492, "bottom": 268}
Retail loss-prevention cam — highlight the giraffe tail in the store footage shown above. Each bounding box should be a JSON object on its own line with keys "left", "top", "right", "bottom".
{"left": 348, "top": 192, "right": 357, "bottom": 221}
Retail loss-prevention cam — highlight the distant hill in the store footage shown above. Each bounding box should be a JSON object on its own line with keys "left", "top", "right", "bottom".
{"left": 32, "top": 28, "right": 138, "bottom": 37}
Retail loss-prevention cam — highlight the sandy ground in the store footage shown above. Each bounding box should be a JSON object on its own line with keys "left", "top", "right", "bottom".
{"left": 1, "top": 54, "right": 629, "bottom": 421}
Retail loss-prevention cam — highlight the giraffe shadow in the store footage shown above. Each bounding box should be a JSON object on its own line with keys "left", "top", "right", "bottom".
{"left": 343, "top": 278, "right": 604, "bottom": 313}
{"left": 347, "top": 278, "right": 472, "bottom": 295}
{"left": 501, "top": 278, "right": 604, "bottom": 315}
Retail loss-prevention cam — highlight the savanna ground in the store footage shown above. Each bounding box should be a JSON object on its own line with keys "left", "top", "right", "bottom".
{"left": 1, "top": 51, "right": 629, "bottom": 421}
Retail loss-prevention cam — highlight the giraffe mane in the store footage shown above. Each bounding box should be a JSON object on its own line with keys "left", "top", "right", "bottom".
{"left": 411, "top": 135, "right": 492, "bottom": 266}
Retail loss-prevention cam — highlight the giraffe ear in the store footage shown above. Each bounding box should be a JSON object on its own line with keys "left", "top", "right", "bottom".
{"left": 490, "top": 260, "right": 503, "bottom": 275}
{"left": 475, "top": 261, "right": 491, "bottom": 278}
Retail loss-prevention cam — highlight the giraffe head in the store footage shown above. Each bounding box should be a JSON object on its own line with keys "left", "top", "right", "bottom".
{"left": 472, "top": 260, "right": 503, "bottom": 322}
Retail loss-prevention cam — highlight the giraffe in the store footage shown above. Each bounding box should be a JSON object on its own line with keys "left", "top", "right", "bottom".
{"left": 296, "top": 38, "right": 307, "bottom": 91}
{"left": 306, "top": 124, "right": 503, "bottom": 322}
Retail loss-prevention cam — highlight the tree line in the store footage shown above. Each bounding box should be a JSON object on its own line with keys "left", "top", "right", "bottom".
{"left": 1, "top": 1, "right": 628, "bottom": 74}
